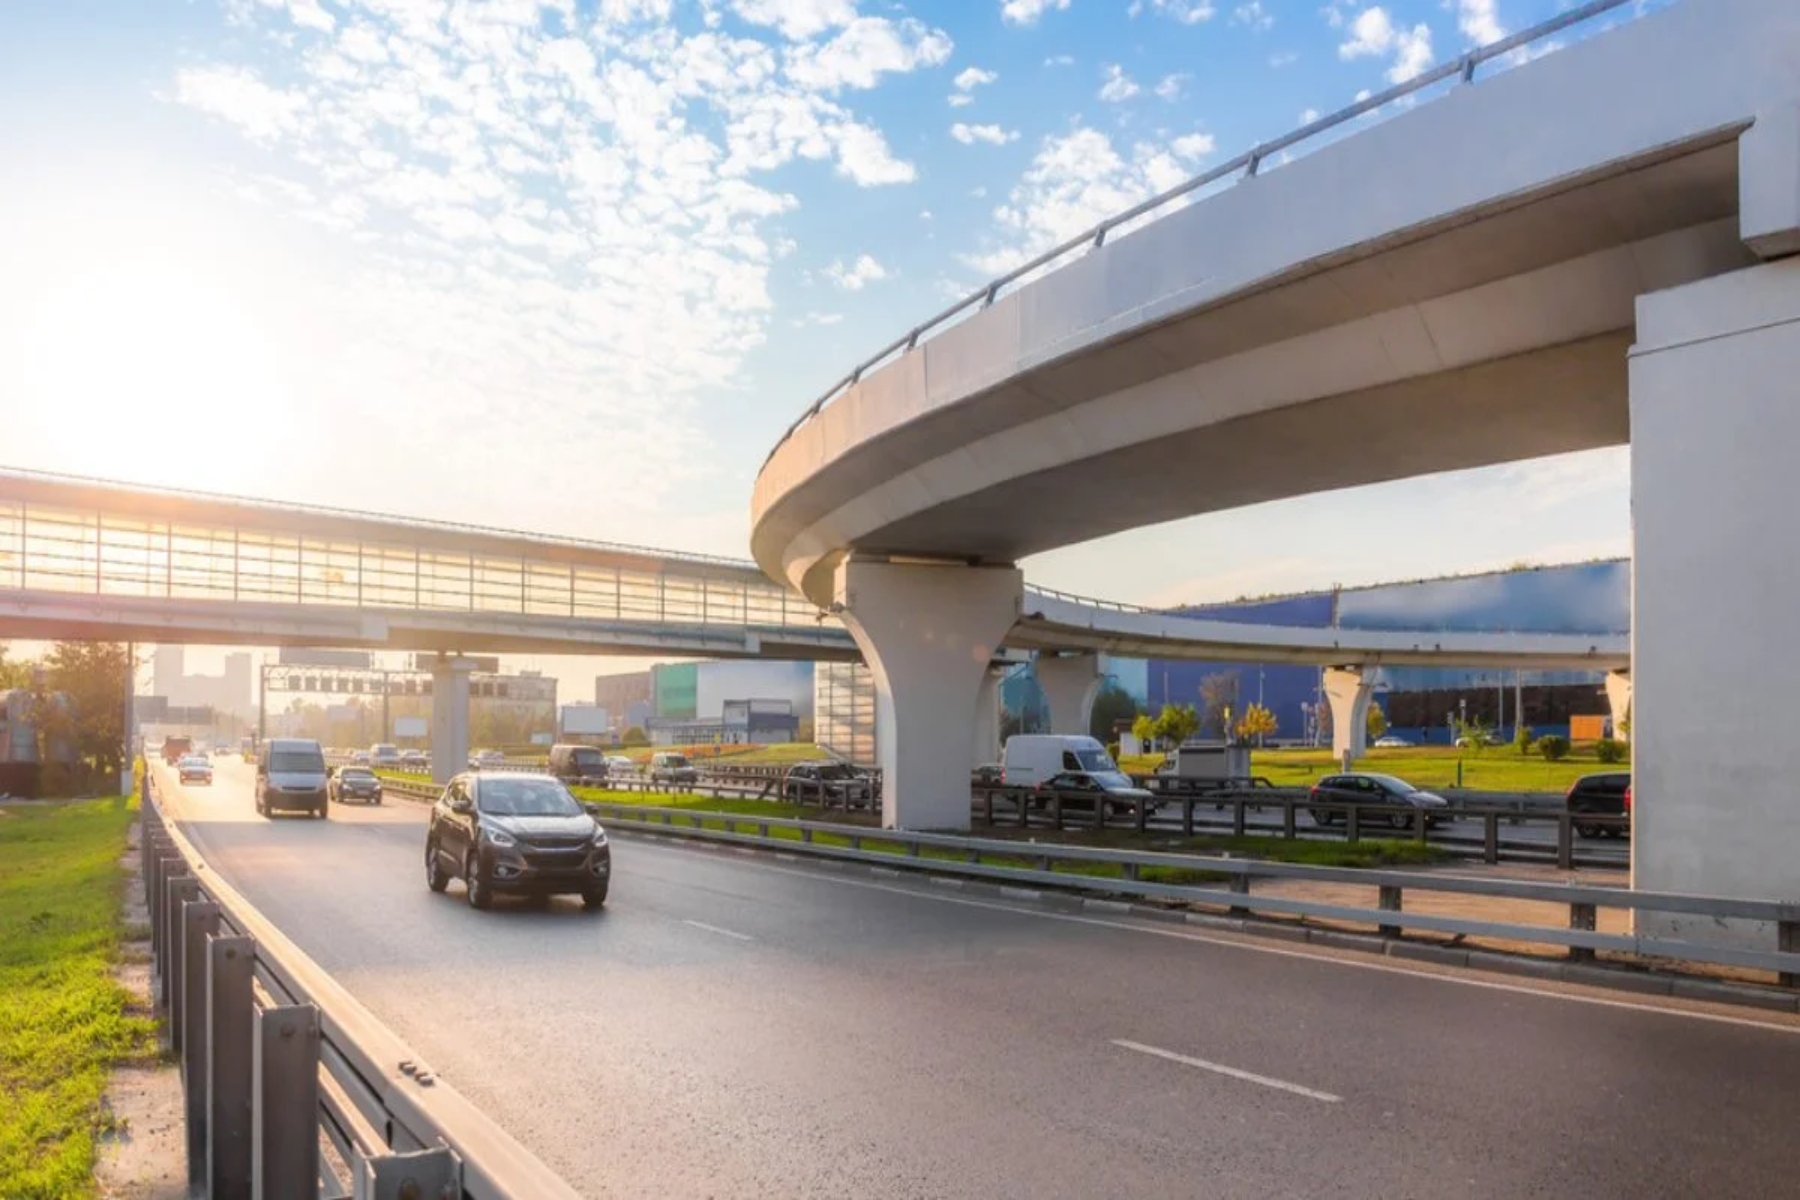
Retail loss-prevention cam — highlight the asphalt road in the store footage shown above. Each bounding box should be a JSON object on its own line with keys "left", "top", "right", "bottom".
{"left": 161, "top": 760, "right": 1799, "bottom": 1199}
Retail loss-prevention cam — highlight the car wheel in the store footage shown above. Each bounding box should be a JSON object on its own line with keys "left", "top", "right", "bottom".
{"left": 425, "top": 840, "right": 449, "bottom": 893}
{"left": 1575, "top": 821, "right": 1600, "bottom": 839}
{"left": 582, "top": 881, "right": 609, "bottom": 910}
{"left": 317, "top": 797, "right": 329, "bottom": 820}
{"left": 1389, "top": 810, "right": 1410, "bottom": 831}
{"left": 465, "top": 852, "right": 492, "bottom": 910}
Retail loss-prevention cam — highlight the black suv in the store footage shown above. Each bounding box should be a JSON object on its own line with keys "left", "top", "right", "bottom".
{"left": 1566, "top": 771, "right": 1631, "bottom": 838}
{"left": 547, "top": 743, "right": 610, "bottom": 788}
{"left": 424, "top": 773, "right": 611, "bottom": 910}
{"left": 782, "top": 761, "right": 873, "bottom": 807}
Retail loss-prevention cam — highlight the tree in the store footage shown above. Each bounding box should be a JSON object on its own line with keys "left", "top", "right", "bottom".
{"left": 1153, "top": 702, "right": 1199, "bottom": 747}
{"left": 1235, "top": 702, "right": 1278, "bottom": 746}
{"left": 1453, "top": 716, "right": 1493, "bottom": 754}
{"left": 621, "top": 725, "right": 649, "bottom": 747}
{"left": 0, "top": 642, "right": 31, "bottom": 691}
{"left": 1088, "top": 682, "right": 1139, "bottom": 743}
{"left": 1198, "top": 672, "right": 1239, "bottom": 740}
{"left": 32, "top": 641, "right": 132, "bottom": 792}
{"left": 1513, "top": 722, "right": 1535, "bottom": 756}
{"left": 1130, "top": 712, "right": 1158, "bottom": 748}
{"left": 1366, "top": 703, "right": 1388, "bottom": 741}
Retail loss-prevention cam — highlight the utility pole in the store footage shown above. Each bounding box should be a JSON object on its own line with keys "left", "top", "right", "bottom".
{"left": 258, "top": 661, "right": 268, "bottom": 749}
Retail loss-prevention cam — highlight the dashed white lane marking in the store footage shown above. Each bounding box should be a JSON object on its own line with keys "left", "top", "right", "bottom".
{"left": 682, "top": 919, "right": 754, "bottom": 942}
{"left": 1111, "top": 1039, "right": 1342, "bottom": 1103}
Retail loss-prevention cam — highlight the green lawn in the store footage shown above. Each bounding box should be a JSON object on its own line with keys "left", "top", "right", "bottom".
{"left": 597, "top": 743, "right": 830, "bottom": 768}
{"left": 1119, "top": 744, "right": 1625, "bottom": 793}
{"left": 0, "top": 798, "right": 157, "bottom": 1198}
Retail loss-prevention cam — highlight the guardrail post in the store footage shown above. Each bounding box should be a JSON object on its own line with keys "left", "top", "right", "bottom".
{"left": 1182, "top": 797, "right": 1194, "bottom": 838}
{"left": 1557, "top": 812, "right": 1575, "bottom": 870}
{"left": 361, "top": 1147, "right": 460, "bottom": 1199}
{"left": 983, "top": 790, "right": 994, "bottom": 825}
{"left": 253, "top": 1003, "right": 320, "bottom": 1198}
{"left": 1569, "top": 902, "right": 1597, "bottom": 962}
{"left": 1282, "top": 801, "right": 1296, "bottom": 840}
{"left": 1231, "top": 800, "right": 1246, "bottom": 838}
{"left": 1228, "top": 873, "right": 1250, "bottom": 916}
{"left": 1378, "top": 884, "right": 1402, "bottom": 938}
{"left": 165, "top": 876, "right": 200, "bottom": 1048}
{"left": 1346, "top": 805, "right": 1360, "bottom": 844}
{"left": 1780, "top": 921, "right": 1797, "bottom": 989}
{"left": 1414, "top": 812, "right": 1429, "bottom": 845}
{"left": 1050, "top": 792, "right": 1064, "bottom": 831}
{"left": 1135, "top": 798, "right": 1148, "bottom": 834}
{"left": 1484, "top": 812, "right": 1500, "bottom": 864}
{"left": 181, "top": 899, "right": 220, "bottom": 1192}
{"left": 209, "top": 935, "right": 255, "bottom": 1199}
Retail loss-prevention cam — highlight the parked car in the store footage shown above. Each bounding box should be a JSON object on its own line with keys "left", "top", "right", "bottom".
{"left": 423, "top": 773, "right": 611, "bottom": 910}
{"left": 256, "top": 738, "right": 330, "bottom": 819}
{"left": 468, "top": 748, "right": 506, "bottom": 771}
{"left": 1373, "top": 736, "right": 1414, "bottom": 749}
{"left": 1308, "top": 773, "right": 1448, "bottom": 830}
{"left": 782, "top": 761, "right": 873, "bottom": 806}
{"left": 177, "top": 754, "right": 213, "bottom": 785}
{"left": 547, "top": 743, "right": 611, "bottom": 787}
{"left": 648, "top": 752, "right": 699, "bottom": 786}
{"left": 329, "top": 765, "right": 383, "bottom": 805}
{"left": 1566, "top": 771, "right": 1631, "bottom": 838}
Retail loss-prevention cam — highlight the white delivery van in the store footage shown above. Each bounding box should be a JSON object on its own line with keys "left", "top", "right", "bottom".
{"left": 256, "top": 737, "right": 330, "bottom": 819}
{"left": 1002, "top": 735, "right": 1158, "bottom": 812}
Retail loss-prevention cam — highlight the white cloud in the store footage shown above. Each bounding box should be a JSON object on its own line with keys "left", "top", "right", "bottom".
{"left": 954, "top": 65, "right": 998, "bottom": 91}
{"left": 1140, "top": 0, "right": 1218, "bottom": 24}
{"left": 951, "top": 122, "right": 1019, "bottom": 145}
{"left": 919, "top": 208, "right": 934, "bottom": 220}
{"left": 824, "top": 252, "right": 888, "bottom": 290}
{"left": 1268, "top": 50, "right": 1298, "bottom": 67}
{"left": 1001, "top": 0, "right": 1071, "bottom": 25}
{"left": 1044, "top": 54, "right": 1075, "bottom": 67}
{"left": 1231, "top": 1, "right": 1272, "bottom": 30}
{"left": 173, "top": 66, "right": 307, "bottom": 141}
{"left": 791, "top": 309, "right": 844, "bottom": 326}
{"left": 729, "top": 0, "right": 858, "bottom": 41}
{"left": 1338, "top": 6, "right": 1434, "bottom": 83}
{"left": 1153, "top": 72, "right": 1188, "bottom": 101}
{"left": 1098, "top": 63, "right": 1140, "bottom": 103}
{"left": 785, "top": 17, "right": 953, "bottom": 92}
{"left": 964, "top": 126, "right": 1217, "bottom": 275}
{"left": 1455, "top": 0, "right": 1505, "bottom": 45}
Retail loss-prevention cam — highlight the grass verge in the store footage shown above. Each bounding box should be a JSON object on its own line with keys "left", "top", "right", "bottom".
{"left": 0, "top": 798, "right": 156, "bottom": 1198}
{"left": 1120, "top": 744, "right": 1627, "bottom": 792}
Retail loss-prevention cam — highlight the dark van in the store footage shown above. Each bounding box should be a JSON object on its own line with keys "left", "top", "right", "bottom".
{"left": 547, "top": 743, "right": 610, "bottom": 788}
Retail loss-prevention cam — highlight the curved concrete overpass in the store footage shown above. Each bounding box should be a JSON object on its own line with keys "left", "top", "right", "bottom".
{"left": 753, "top": 0, "right": 1798, "bottom": 607}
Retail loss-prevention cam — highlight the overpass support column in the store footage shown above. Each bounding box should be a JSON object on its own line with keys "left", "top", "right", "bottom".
{"left": 1604, "top": 671, "right": 1632, "bottom": 743}
{"left": 973, "top": 669, "right": 1002, "bottom": 770}
{"left": 1034, "top": 653, "right": 1102, "bottom": 739}
{"left": 836, "top": 560, "right": 1023, "bottom": 830}
{"left": 1322, "top": 668, "right": 1372, "bottom": 763}
{"left": 428, "top": 655, "right": 476, "bottom": 785}
{"left": 1630, "top": 258, "right": 1800, "bottom": 945}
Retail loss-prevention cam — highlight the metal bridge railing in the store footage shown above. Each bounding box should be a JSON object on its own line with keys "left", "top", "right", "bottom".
{"left": 141, "top": 771, "right": 583, "bottom": 1198}
{"left": 764, "top": 0, "right": 1638, "bottom": 468}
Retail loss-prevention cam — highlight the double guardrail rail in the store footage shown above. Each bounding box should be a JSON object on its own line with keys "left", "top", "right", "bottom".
{"left": 140, "top": 771, "right": 580, "bottom": 1198}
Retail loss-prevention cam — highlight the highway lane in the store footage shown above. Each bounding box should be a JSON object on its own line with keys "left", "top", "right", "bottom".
{"left": 161, "top": 760, "right": 1799, "bottom": 1199}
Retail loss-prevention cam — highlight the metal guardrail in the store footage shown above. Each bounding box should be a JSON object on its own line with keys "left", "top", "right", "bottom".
{"left": 589, "top": 801, "right": 1800, "bottom": 985}
{"left": 764, "top": 0, "right": 1637, "bottom": 466}
{"left": 140, "top": 770, "right": 581, "bottom": 1198}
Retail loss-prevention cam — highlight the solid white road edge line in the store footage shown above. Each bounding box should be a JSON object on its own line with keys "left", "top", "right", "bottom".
{"left": 616, "top": 842, "right": 1800, "bottom": 1037}
{"left": 1110, "top": 1039, "right": 1342, "bottom": 1103}
{"left": 682, "top": 919, "right": 755, "bottom": 942}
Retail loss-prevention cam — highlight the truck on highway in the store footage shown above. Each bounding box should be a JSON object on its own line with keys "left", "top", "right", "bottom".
{"left": 161, "top": 735, "right": 193, "bottom": 766}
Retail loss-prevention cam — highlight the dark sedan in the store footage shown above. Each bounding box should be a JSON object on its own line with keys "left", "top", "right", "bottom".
{"left": 782, "top": 761, "right": 874, "bottom": 806}
{"left": 424, "top": 773, "right": 611, "bottom": 910}
{"left": 1566, "top": 771, "right": 1631, "bottom": 838}
{"left": 1308, "top": 773, "right": 1449, "bottom": 830}
{"left": 329, "top": 766, "right": 384, "bottom": 805}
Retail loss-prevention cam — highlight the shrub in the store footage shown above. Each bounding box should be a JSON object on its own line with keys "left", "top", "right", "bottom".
{"left": 1595, "top": 738, "right": 1626, "bottom": 764}
{"left": 1514, "top": 724, "right": 1534, "bottom": 756}
{"left": 1537, "top": 734, "right": 1570, "bottom": 762}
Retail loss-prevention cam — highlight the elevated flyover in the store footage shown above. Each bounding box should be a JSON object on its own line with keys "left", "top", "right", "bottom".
{"left": 751, "top": 0, "right": 1800, "bottom": 942}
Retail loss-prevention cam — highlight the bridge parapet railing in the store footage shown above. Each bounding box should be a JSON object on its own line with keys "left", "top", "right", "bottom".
{"left": 141, "top": 771, "right": 583, "bottom": 1197}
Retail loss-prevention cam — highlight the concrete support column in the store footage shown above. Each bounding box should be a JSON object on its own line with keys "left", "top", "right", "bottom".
{"left": 1034, "top": 653, "right": 1102, "bottom": 739}
{"left": 835, "top": 560, "right": 1023, "bottom": 830}
{"left": 1630, "top": 258, "right": 1800, "bottom": 945}
{"left": 1604, "top": 670, "right": 1632, "bottom": 742}
{"left": 429, "top": 654, "right": 476, "bottom": 784}
{"left": 1322, "top": 667, "right": 1372, "bottom": 763}
{"left": 973, "top": 669, "right": 1002, "bottom": 770}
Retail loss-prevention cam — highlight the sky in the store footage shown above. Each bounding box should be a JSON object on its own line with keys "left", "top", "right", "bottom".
{"left": 0, "top": 0, "right": 1664, "bottom": 691}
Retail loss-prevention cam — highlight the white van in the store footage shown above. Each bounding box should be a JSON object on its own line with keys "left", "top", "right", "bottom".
{"left": 256, "top": 737, "right": 330, "bottom": 819}
{"left": 1002, "top": 735, "right": 1157, "bottom": 811}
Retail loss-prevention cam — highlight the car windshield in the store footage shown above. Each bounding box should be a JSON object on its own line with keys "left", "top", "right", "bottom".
{"left": 570, "top": 749, "right": 605, "bottom": 767}
{"left": 816, "top": 763, "right": 857, "bottom": 780}
{"left": 663, "top": 755, "right": 690, "bottom": 768}
{"left": 479, "top": 778, "right": 583, "bottom": 817}
{"left": 1090, "top": 770, "right": 1134, "bottom": 790}
{"left": 269, "top": 750, "right": 325, "bottom": 773}
{"left": 1360, "top": 774, "right": 1417, "bottom": 794}
{"left": 340, "top": 769, "right": 376, "bottom": 782}
{"left": 372, "top": 745, "right": 397, "bottom": 755}
{"left": 1074, "top": 748, "right": 1118, "bottom": 772}
{"left": 180, "top": 756, "right": 207, "bottom": 767}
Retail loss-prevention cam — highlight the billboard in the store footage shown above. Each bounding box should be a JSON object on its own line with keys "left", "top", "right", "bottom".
{"left": 695, "top": 660, "right": 813, "bottom": 720}
{"left": 653, "top": 663, "right": 698, "bottom": 720}
{"left": 560, "top": 704, "right": 610, "bottom": 735}
{"left": 393, "top": 716, "right": 428, "bottom": 739}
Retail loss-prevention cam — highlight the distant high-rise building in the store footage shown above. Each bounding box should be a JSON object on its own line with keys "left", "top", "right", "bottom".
{"left": 153, "top": 645, "right": 186, "bottom": 697}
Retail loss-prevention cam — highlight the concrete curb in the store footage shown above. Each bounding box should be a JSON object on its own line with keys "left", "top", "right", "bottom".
{"left": 612, "top": 825, "right": 1800, "bottom": 1016}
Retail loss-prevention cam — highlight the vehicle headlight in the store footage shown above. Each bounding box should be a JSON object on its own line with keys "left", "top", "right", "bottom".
{"left": 591, "top": 826, "right": 608, "bottom": 846}
{"left": 486, "top": 828, "right": 517, "bottom": 848}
